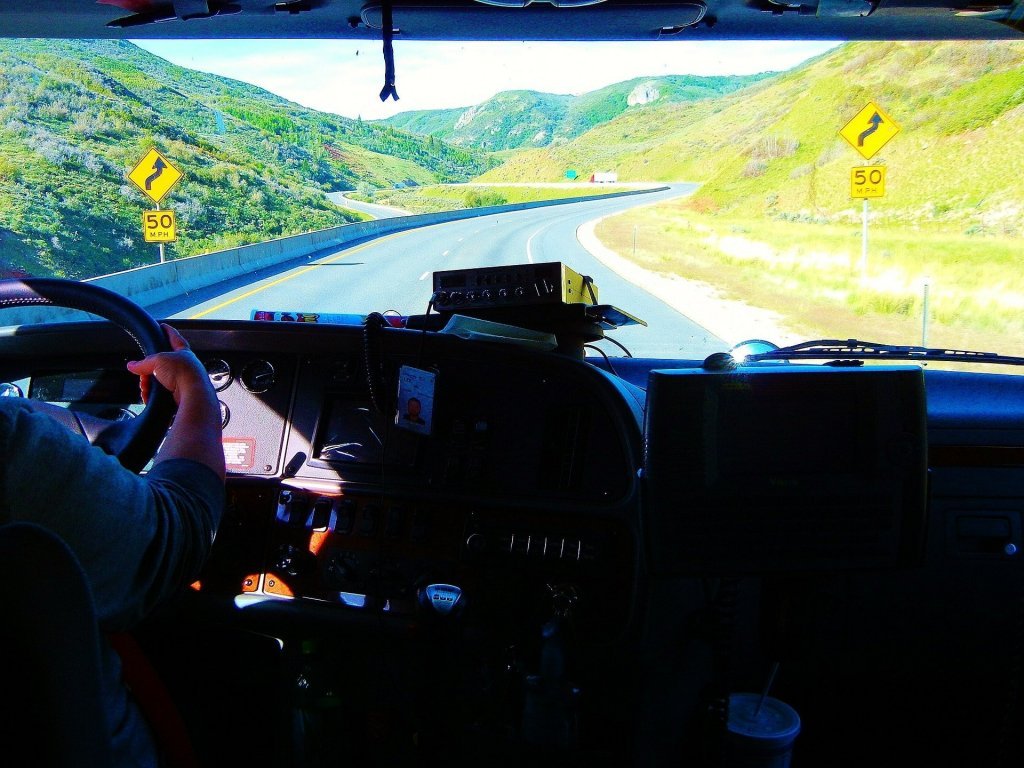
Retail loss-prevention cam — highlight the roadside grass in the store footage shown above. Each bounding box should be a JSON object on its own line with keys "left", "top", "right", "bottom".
{"left": 596, "top": 207, "right": 1024, "bottom": 357}
{"left": 367, "top": 183, "right": 623, "bottom": 213}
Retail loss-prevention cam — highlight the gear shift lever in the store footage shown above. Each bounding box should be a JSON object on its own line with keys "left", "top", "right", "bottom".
{"left": 521, "top": 584, "right": 581, "bottom": 750}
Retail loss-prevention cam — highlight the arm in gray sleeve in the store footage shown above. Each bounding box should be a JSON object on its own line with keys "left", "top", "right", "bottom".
{"left": 0, "top": 401, "right": 224, "bottom": 630}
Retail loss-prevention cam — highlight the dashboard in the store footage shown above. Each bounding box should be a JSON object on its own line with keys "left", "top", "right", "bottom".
{"left": 1, "top": 319, "right": 643, "bottom": 645}
{"left": 5, "top": 318, "right": 1024, "bottom": 767}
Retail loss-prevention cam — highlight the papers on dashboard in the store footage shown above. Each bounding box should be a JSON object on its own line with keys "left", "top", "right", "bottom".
{"left": 438, "top": 315, "right": 558, "bottom": 351}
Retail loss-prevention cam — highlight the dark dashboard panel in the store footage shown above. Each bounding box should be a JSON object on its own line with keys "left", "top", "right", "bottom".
{"left": 196, "top": 323, "right": 643, "bottom": 641}
{"left": 7, "top": 320, "right": 1024, "bottom": 766}
{"left": 3, "top": 321, "right": 637, "bottom": 643}
{"left": 0, "top": 322, "right": 642, "bottom": 645}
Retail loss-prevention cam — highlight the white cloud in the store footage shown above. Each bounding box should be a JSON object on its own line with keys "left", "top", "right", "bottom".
{"left": 135, "top": 39, "right": 840, "bottom": 120}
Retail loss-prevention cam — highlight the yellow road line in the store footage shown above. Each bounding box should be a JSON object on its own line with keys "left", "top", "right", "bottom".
{"left": 189, "top": 231, "right": 407, "bottom": 319}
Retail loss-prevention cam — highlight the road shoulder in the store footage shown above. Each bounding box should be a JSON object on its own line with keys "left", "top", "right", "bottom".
{"left": 576, "top": 215, "right": 803, "bottom": 348}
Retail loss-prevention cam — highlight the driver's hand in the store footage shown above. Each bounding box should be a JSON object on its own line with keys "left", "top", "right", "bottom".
{"left": 126, "top": 324, "right": 212, "bottom": 407}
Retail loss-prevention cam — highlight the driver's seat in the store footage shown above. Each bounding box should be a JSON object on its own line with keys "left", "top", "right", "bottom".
{"left": 0, "top": 522, "right": 114, "bottom": 767}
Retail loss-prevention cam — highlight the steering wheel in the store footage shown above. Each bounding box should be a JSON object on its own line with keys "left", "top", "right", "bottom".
{"left": 0, "top": 278, "right": 177, "bottom": 473}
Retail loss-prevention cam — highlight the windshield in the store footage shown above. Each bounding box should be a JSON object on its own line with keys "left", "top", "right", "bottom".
{"left": 3, "top": 37, "right": 1024, "bottom": 361}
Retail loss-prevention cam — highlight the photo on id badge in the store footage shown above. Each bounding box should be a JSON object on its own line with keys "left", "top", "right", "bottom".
{"left": 396, "top": 365, "right": 435, "bottom": 435}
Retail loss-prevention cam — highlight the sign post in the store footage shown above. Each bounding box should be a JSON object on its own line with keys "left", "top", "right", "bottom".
{"left": 849, "top": 166, "right": 886, "bottom": 275}
{"left": 128, "top": 148, "right": 183, "bottom": 263}
{"left": 840, "top": 103, "right": 899, "bottom": 277}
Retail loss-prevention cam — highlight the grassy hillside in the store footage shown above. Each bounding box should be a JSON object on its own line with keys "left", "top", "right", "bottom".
{"left": 380, "top": 74, "right": 768, "bottom": 152}
{"left": 585, "top": 41, "right": 1024, "bottom": 354}
{"left": 486, "top": 42, "right": 1024, "bottom": 229}
{"left": 0, "top": 39, "right": 488, "bottom": 279}
{"left": 384, "top": 91, "right": 573, "bottom": 152}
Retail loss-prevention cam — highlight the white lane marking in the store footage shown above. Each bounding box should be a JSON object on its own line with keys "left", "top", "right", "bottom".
{"left": 443, "top": 250, "right": 450, "bottom": 256}
{"left": 457, "top": 238, "right": 464, "bottom": 242}
{"left": 419, "top": 271, "right": 430, "bottom": 281}
{"left": 526, "top": 224, "right": 551, "bottom": 264}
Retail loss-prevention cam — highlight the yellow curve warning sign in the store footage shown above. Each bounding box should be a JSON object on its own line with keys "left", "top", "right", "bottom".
{"left": 840, "top": 102, "right": 900, "bottom": 161}
{"left": 128, "top": 148, "right": 182, "bottom": 204}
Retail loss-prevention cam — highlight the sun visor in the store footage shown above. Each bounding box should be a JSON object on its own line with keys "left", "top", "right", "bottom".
{"left": 359, "top": 1, "right": 707, "bottom": 39}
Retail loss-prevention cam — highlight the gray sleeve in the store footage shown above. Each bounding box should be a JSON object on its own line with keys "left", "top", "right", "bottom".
{"left": 0, "top": 402, "right": 224, "bottom": 630}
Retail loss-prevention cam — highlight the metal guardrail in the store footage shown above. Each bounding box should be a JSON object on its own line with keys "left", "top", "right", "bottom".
{"left": 1, "top": 186, "right": 668, "bottom": 326}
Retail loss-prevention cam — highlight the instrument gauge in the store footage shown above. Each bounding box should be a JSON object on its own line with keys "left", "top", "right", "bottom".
{"left": 240, "top": 360, "right": 276, "bottom": 393}
{"left": 204, "top": 358, "right": 233, "bottom": 392}
{"left": 0, "top": 382, "right": 23, "bottom": 398}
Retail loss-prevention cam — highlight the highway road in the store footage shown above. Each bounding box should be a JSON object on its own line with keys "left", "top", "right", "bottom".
{"left": 160, "top": 184, "right": 726, "bottom": 359}
{"left": 325, "top": 191, "right": 409, "bottom": 219}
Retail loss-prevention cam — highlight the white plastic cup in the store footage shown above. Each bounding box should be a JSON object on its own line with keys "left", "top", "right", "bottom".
{"left": 726, "top": 693, "right": 801, "bottom": 768}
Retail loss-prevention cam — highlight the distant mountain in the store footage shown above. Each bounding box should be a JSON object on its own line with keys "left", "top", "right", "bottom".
{"left": 380, "top": 74, "right": 769, "bottom": 151}
{"left": 479, "top": 40, "right": 1024, "bottom": 227}
{"left": 0, "top": 39, "right": 488, "bottom": 279}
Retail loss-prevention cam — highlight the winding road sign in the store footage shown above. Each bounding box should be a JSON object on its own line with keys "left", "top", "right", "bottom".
{"left": 840, "top": 102, "right": 900, "bottom": 161}
{"left": 128, "top": 148, "right": 182, "bottom": 204}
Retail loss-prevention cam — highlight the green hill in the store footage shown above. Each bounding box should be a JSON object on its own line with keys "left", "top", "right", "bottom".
{"left": 383, "top": 90, "right": 573, "bottom": 152}
{"left": 482, "top": 41, "right": 1024, "bottom": 230}
{"left": 577, "top": 40, "right": 1024, "bottom": 355}
{"left": 0, "top": 39, "right": 488, "bottom": 279}
{"left": 380, "top": 74, "right": 768, "bottom": 152}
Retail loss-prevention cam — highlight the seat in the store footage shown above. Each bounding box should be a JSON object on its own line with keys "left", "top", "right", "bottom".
{"left": 0, "top": 522, "right": 114, "bottom": 768}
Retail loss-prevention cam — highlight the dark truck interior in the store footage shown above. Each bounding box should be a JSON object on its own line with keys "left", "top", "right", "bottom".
{"left": 4, "top": 0, "right": 1024, "bottom": 766}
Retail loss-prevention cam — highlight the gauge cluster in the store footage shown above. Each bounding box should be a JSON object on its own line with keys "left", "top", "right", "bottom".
{"left": 197, "top": 354, "right": 294, "bottom": 476}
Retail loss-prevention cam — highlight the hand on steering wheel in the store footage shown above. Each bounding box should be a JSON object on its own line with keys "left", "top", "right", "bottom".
{"left": 0, "top": 278, "right": 177, "bottom": 473}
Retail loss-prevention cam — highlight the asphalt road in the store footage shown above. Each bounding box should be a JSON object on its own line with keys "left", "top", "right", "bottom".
{"left": 163, "top": 184, "right": 726, "bottom": 359}
{"left": 325, "top": 191, "right": 409, "bottom": 219}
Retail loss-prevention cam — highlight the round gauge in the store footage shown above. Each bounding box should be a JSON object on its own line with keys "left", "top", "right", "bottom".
{"left": 218, "top": 400, "right": 230, "bottom": 428}
{"left": 0, "top": 382, "right": 23, "bottom": 398}
{"left": 240, "top": 359, "right": 275, "bottom": 393}
{"left": 204, "top": 358, "right": 233, "bottom": 392}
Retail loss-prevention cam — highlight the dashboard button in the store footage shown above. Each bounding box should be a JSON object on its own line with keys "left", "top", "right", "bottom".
{"left": 385, "top": 507, "right": 405, "bottom": 539}
{"left": 511, "top": 534, "right": 531, "bottom": 557}
{"left": 561, "top": 539, "right": 581, "bottom": 561}
{"left": 465, "top": 533, "right": 487, "bottom": 554}
{"left": 335, "top": 499, "right": 356, "bottom": 534}
{"left": 360, "top": 505, "right": 379, "bottom": 536}
{"left": 543, "top": 537, "right": 563, "bottom": 560}
{"left": 311, "top": 498, "right": 332, "bottom": 530}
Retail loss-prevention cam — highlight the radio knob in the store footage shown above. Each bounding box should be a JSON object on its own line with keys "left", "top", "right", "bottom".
{"left": 465, "top": 533, "right": 487, "bottom": 554}
{"left": 435, "top": 291, "right": 450, "bottom": 306}
{"left": 481, "top": 290, "right": 493, "bottom": 301}
{"left": 450, "top": 291, "right": 465, "bottom": 305}
{"left": 497, "top": 288, "right": 509, "bottom": 299}
{"left": 466, "top": 291, "right": 478, "bottom": 303}
{"left": 513, "top": 286, "right": 525, "bottom": 298}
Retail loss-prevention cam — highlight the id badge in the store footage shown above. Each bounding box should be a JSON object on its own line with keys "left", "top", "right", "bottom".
{"left": 396, "top": 365, "right": 436, "bottom": 435}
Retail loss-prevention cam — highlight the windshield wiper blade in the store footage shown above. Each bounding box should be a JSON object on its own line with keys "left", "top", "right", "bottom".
{"left": 742, "top": 339, "right": 1024, "bottom": 366}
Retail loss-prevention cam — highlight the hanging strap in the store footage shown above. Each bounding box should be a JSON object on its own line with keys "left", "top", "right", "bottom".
{"left": 379, "top": 2, "right": 399, "bottom": 102}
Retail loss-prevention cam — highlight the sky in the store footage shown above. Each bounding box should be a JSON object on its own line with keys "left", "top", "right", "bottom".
{"left": 134, "top": 40, "right": 841, "bottom": 121}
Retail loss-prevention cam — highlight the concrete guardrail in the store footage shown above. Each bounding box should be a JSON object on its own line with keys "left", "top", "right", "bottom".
{"left": 1, "top": 186, "right": 668, "bottom": 327}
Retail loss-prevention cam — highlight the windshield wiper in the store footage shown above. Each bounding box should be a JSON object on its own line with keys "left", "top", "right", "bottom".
{"left": 740, "top": 339, "right": 1024, "bottom": 367}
